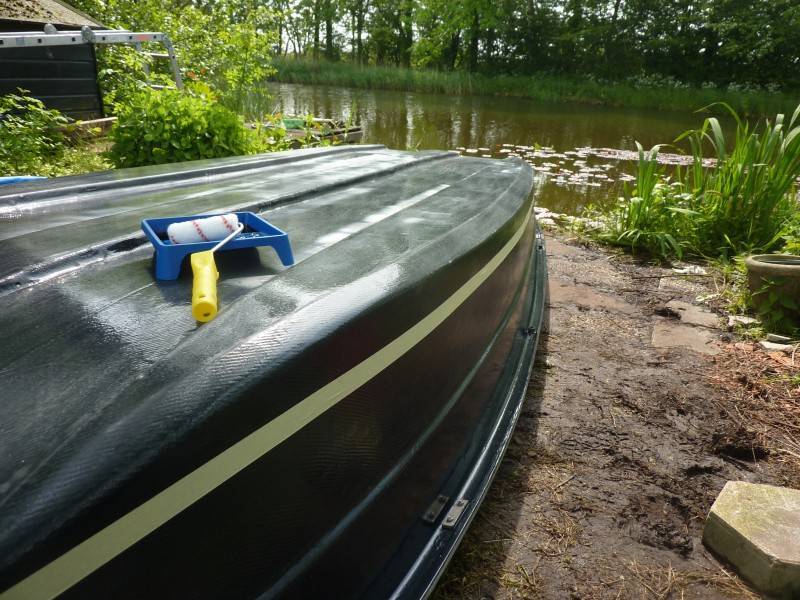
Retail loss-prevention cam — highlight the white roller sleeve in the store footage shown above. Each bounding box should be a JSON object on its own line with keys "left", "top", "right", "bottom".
{"left": 167, "top": 214, "right": 239, "bottom": 244}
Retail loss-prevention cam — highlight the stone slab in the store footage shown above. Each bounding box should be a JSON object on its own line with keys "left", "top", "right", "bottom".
{"left": 760, "top": 341, "right": 794, "bottom": 352}
{"left": 549, "top": 279, "right": 638, "bottom": 315}
{"left": 665, "top": 300, "right": 719, "bottom": 329}
{"left": 703, "top": 481, "right": 800, "bottom": 598}
{"left": 651, "top": 319, "right": 720, "bottom": 355}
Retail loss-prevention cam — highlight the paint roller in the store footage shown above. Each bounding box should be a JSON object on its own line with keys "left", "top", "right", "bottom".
{"left": 167, "top": 213, "right": 239, "bottom": 245}
{"left": 166, "top": 214, "right": 243, "bottom": 323}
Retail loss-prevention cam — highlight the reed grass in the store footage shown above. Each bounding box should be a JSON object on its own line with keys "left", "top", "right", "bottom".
{"left": 595, "top": 104, "right": 800, "bottom": 260}
{"left": 270, "top": 58, "right": 798, "bottom": 117}
{"left": 678, "top": 103, "right": 800, "bottom": 256}
{"left": 595, "top": 143, "right": 697, "bottom": 258}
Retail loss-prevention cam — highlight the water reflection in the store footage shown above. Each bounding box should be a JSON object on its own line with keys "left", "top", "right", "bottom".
{"left": 268, "top": 82, "right": 708, "bottom": 213}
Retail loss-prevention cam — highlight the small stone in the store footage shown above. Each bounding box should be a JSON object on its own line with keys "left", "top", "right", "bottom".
{"left": 703, "top": 481, "right": 800, "bottom": 597}
{"left": 728, "top": 315, "right": 758, "bottom": 328}
{"left": 672, "top": 265, "right": 707, "bottom": 275}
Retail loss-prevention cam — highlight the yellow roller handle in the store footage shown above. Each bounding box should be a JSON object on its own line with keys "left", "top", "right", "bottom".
{"left": 191, "top": 250, "right": 219, "bottom": 322}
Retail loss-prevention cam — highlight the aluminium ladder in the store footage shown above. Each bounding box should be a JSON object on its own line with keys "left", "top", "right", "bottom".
{"left": 0, "top": 25, "right": 183, "bottom": 90}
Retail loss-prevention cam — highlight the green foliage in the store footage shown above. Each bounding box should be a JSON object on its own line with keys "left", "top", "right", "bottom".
{"left": 781, "top": 212, "right": 800, "bottom": 254}
{"left": 97, "top": 45, "right": 174, "bottom": 114}
{"left": 70, "top": 0, "right": 278, "bottom": 117}
{"left": 712, "top": 257, "right": 753, "bottom": 316}
{"left": 54, "top": 145, "right": 113, "bottom": 177}
{"left": 72, "top": 0, "right": 800, "bottom": 102}
{"left": 752, "top": 277, "right": 800, "bottom": 335}
{"left": 0, "top": 90, "right": 68, "bottom": 176}
{"left": 0, "top": 90, "right": 112, "bottom": 178}
{"left": 108, "top": 87, "right": 257, "bottom": 168}
{"left": 594, "top": 105, "right": 800, "bottom": 261}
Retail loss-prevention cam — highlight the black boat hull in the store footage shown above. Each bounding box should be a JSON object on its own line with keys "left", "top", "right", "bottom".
{"left": 0, "top": 146, "right": 545, "bottom": 599}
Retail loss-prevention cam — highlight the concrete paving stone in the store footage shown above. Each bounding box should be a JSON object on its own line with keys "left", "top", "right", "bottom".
{"left": 548, "top": 279, "right": 639, "bottom": 315}
{"left": 651, "top": 319, "right": 720, "bottom": 355}
{"left": 703, "top": 481, "right": 800, "bottom": 598}
{"left": 665, "top": 300, "right": 719, "bottom": 329}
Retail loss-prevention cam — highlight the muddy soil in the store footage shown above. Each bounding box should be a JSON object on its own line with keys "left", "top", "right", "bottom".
{"left": 434, "top": 232, "right": 785, "bottom": 599}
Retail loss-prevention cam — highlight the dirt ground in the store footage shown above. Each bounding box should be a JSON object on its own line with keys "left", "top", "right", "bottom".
{"left": 434, "top": 231, "right": 799, "bottom": 600}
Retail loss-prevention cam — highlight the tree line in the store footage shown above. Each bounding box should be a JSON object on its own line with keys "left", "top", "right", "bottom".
{"left": 274, "top": 0, "right": 800, "bottom": 89}
{"left": 66, "top": 0, "right": 800, "bottom": 90}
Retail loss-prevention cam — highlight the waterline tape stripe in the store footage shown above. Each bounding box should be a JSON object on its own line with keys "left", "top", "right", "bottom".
{"left": 2, "top": 202, "right": 534, "bottom": 600}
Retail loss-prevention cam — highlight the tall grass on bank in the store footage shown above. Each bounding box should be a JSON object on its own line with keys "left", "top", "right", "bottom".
{"left": 270, "top": 58, "right": 798, "bottom": 117}
{"left": 678, "top": 104, "right": 800, "bottom": 255}
{"left": 595, "top": 104, "right": 800, "bottom": 260}
{"left": 594, "top": 143, "right": 698, "bottom": 258}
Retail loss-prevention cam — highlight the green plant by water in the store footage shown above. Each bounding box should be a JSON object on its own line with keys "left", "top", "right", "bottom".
{"left": 594, "top": 103, "right": 800, "bottom": 260}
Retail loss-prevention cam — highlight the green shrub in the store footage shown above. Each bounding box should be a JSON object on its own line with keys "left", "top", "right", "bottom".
{"left": 0, "top": 90, "right": 68, "bottom": 176}
{"left": 108, "top": 87, "right": 257, "bottom": 168}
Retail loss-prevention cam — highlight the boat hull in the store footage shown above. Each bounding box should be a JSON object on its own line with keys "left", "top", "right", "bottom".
{"left": 0, "top": 146, "right": 545, "bottom": 599}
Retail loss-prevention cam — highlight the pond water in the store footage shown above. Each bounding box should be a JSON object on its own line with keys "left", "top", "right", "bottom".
{"left": 269, "top": 82, "right": 711, "bottom": 214}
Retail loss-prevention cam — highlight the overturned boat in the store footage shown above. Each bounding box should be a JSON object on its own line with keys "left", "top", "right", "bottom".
{"left": 0, "top": 145, "right": 546, "bottom": 599}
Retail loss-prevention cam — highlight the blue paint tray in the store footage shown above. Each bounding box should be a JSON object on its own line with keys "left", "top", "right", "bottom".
{"left": 141, "top": 211, "right": 294, "bottom": 280}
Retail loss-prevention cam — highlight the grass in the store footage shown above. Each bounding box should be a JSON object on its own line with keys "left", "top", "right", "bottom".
{"left": 270, "top": 57, "right": 799, "bottom": 117}
{"left": 7, "top": 140, "right": 113, "bottom": 178}
{"left": 592, "top": 143, "right": 697, "bottom": 258}
{"left": 623, "top": 559, "right": 759, "bottom": 599}
{"left": 53, "top": 141, "right": 113, "bottom": 176}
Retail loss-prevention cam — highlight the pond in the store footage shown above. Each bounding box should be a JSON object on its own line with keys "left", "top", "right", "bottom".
{"left": 268, "top": 82, "right": 709, "bottom": 214}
